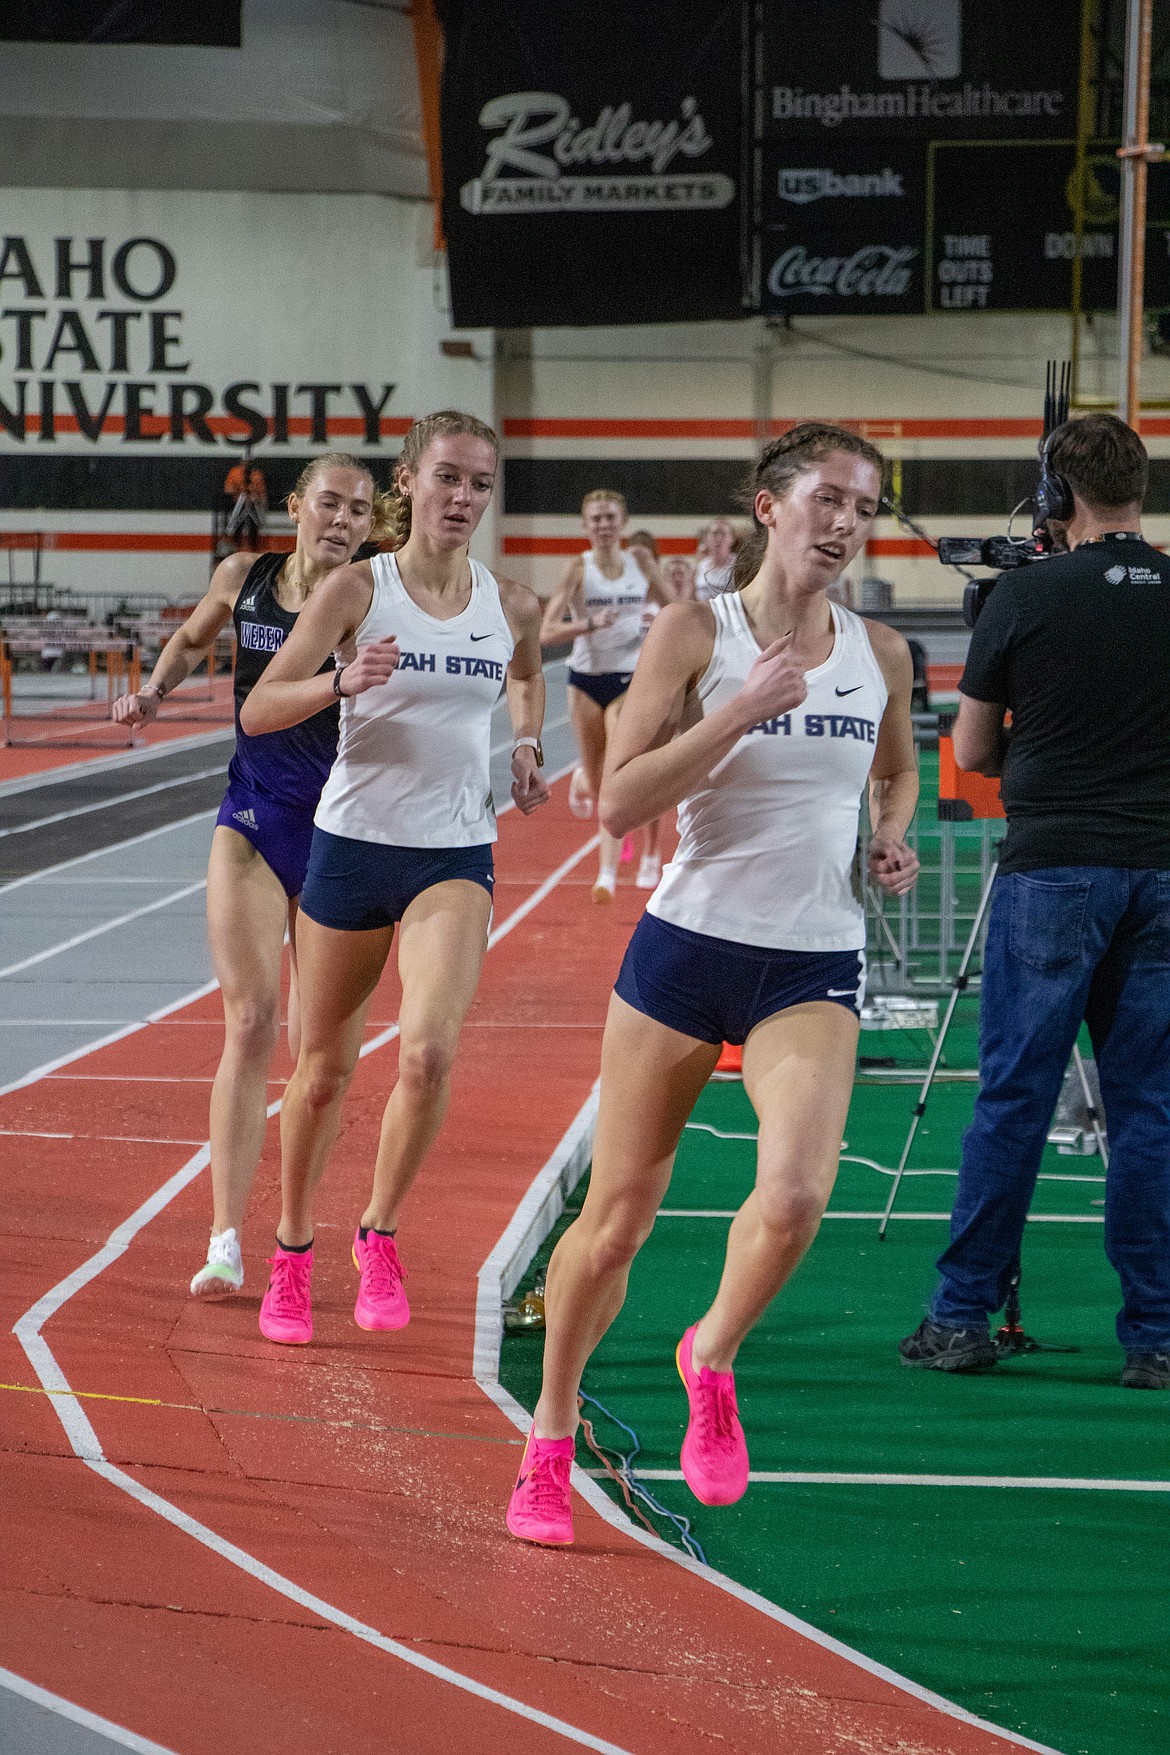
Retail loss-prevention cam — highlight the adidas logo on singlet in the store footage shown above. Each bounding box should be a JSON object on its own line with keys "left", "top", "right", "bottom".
{"left": 232, "top": 808, "right": 258, "bottom": 830}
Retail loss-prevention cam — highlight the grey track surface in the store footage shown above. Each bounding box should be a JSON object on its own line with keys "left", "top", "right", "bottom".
{"left": 0, "top": 663, "right": 575, "bottom": 1092}
{"left": 0, "top": 734, "right": 234, "bottom": 884}
{"left": 0, "top": 1673, "right": 178, "bottom": 1755}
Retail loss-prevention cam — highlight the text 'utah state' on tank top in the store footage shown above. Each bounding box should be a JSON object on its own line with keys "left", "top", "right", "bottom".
{"left": 314, "top": 550, "right": 514, "bottom": 848}
{"left": 648, "top": 592, "right": 889, "bottom": 951}
{"left": 568, "top": 548, "right": 648, "bottom": 675}
{"left": 230, "top": 551, "right": 339, "bottom": 811}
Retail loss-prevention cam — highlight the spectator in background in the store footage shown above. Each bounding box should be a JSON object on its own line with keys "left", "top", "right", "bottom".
{"left": 224, "top": 448, "right": 269, "bottom": 552}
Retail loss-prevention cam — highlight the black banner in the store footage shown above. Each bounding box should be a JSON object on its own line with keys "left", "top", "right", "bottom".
{"left": 0, "top": 2, "right": 241, "bottom": 44}
{"left": 754, "top": 0, "right": 1088, "bottom": 315}
{"left": 758, "top": 138, "right": 926, "bottom": 314}
{"left": 440, "top": 0, "right": 746, "bottom": 327}
{"left": 760, "top": 0, "right": 1077, "bottom": 142}
{"left": 930, "top": 142, "right": 1170, "bottom": 314}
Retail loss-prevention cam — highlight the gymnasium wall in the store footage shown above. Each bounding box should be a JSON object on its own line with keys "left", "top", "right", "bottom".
{"left": 495, "top": 311, "right": 1170, "bottom": 607}
{"left": 5, "top": 184, "right": 1170, "bottom": 614}
{"left": 0, "top": 187, "right": 494, "bottom": 608}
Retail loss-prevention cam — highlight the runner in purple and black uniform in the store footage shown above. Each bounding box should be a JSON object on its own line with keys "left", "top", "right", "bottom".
{"left": 115, "top": 453, "right": 391, "bottom": 1298}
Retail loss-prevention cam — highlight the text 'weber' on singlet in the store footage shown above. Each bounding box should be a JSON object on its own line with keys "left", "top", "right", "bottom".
{"left": 569, "top": 547, "right": 649, "bottom": 675}
{"left": 230, "top": 551, "right": 339, "bottom": 810}
{"left": 314, "top": 549, "right": 515, "bottom": 848}
{"left": 648, "top": 593, "right": 889, "bottom": 951}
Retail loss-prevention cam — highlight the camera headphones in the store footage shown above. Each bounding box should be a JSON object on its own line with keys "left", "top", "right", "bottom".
{"left": 1031, "top": 427, "right": 1074, "bottom": 532}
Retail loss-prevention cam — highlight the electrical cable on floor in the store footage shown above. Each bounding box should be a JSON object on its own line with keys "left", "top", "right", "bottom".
{"left": 577, "top": 1390, "right": 707, "bottom": 1565}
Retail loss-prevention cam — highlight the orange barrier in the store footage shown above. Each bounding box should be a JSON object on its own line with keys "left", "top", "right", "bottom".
{"left": 937, "top": 719, "right": 1005, "bottom": 821}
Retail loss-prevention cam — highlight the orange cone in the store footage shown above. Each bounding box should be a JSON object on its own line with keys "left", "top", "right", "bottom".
{"left": 713, "top": 1042, "right": 742, "bottom": 1076}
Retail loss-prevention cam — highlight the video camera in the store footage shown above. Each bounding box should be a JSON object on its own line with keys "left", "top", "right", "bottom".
{"left": 937, "top": 362, "right": 1071, "bottom": 627}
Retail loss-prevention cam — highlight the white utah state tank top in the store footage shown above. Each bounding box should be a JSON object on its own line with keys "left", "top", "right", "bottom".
{"left": 568, "top": 548, "right": 648, "bottom": 675}
{"left": 648, "top": 592, "right": 889, "bottom": 950}
{"left": 314, "top": 550, "right": 514, "bottom": 848}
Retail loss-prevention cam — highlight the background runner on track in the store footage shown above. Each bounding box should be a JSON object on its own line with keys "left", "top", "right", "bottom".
{"left": 540, "top": 489, "right": 672, "bottom": 900}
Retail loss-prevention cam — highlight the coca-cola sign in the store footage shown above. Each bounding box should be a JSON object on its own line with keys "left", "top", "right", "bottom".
{"left": 767, "top": 242, "right": 918, "bottom": 300}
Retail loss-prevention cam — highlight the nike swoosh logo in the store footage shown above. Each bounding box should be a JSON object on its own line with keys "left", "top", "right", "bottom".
{"left": 827, "top": 987, "right": 857, "bottom": 997}
{"left": 835, "top": 685, "right": 862, "bottom": 696}
{"left": 469, "top": 632, "right": 493, "bottom": 642}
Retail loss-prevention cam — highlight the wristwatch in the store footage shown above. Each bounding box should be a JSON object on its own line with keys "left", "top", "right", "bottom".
{"left": 513, "top": 736, "right": 544, "bottom": 767}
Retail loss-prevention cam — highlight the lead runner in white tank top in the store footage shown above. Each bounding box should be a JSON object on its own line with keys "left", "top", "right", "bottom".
{"left": 649, "top": 591, "right": 888, "bottom": 949}
{"left": 239, "top": 415, "right": 550, "bottom": 1349}
{"left": 506, "top": 428, "right": 922, "bottom": 1546}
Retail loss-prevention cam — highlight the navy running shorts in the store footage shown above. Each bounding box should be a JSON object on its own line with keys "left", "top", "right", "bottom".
{"left": 216, "top": 781, "right": 317, "bottom": 900}
{"left": 567, "top": 668, "right": 633, "bottom": 710}
{"left": 299, "top": 827, "right": 495, "bottom": 931}
{"left": 614, "top": 910, "right": 866, "bottom": 1045}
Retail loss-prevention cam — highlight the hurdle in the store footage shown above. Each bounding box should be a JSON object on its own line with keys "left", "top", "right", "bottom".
{"left": 0, "top": 633, "right": 142, "bottom": 749}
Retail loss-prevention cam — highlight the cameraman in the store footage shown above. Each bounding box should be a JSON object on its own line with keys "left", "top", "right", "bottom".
{"left": 900, "top": 413, "right": 1170, "bottom": 1389}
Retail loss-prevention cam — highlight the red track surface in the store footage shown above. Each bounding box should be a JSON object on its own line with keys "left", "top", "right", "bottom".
{"left": 1, "top": 685, "right": 233, "bottom": 779}
{"left": 3, "top": 784, "right": 1040, "bottom": 1755}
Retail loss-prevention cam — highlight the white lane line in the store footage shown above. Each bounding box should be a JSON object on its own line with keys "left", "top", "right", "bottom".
{"left": 475, "top": 1096, "right": 1067, "bottom": 1755}
{"left": 0, "top": 729, "right": 232, "bottom": 802}
{"left": 0, "top": 880, "right": 207, "bottom": 981}
{"left": 685, "top": 1127, "right": 1107, "bottom": 1187}
{"left": 12, "top": 823, "right": 634, "bottom": 1755}
{"left": 0, "top": 806, "right": 215, "bottom": 896}
{"left": 609, "top": 1470, "right": 1170, "bottom": 1492}
{"left": 0, "top": 979, "right": 220, "bottom": 1101}
{"left": 0, "top": 1129, "right": 208, "bottom": 1145}
{"left": 0, "top": 1665, "right": 179, "bottom": 1754}
{"left": 656, "top": 1209, "right": 1105, "bottom": 1224}
{"left": 489, "top": 710, "right": 569, "bottom": 757}
{"left": 0, "top": 765, "right": 227, "bottom": 839}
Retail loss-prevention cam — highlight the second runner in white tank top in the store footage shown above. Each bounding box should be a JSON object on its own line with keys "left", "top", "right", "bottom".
{"left": 315, "top": 549, "right": 514, "bottom": 847}
{"left": 569, "top": 548, "right": 648, "bottom": 675}
{"left": 648, "top": 592, "right": 888, "bottom": 950}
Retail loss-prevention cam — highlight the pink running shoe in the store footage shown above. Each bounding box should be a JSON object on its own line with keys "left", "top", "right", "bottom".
{"left": 505, "top": 1429, "right": 575, "bottom": 1546}
{"left": 258, "top": 1244, "right": 313, "bottom": 1345}
{"left": 675, "top": 1324, "right": 749, "bottom": 1506}
{"left": 352, "top": 1227, "right": 410, "bottom": 1331}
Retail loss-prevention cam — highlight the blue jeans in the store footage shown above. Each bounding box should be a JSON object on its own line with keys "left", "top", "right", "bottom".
{"left": 931, "top": 866, "right": 1170, "bottom": 1352}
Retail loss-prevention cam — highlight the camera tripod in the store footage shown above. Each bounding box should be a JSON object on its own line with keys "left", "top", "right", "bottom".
{"left": 876, "top": 857, "right": 1102, "bottom": 1350}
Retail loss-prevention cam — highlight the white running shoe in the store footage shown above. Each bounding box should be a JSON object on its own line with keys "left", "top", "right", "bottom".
{"left": 568, "top": 766, "right": 593, "bottom": 819}
{"left": 591, "top": 868, "right": 617, "bottom": 903}
{"left": 636, "top": 854, "right": 661, "bottom": 889}
{"left": 190, "top": 1228, "right": 244, "bottom": 1296}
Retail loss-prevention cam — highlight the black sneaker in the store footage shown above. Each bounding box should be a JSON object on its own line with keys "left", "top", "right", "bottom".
{"left": 1120, "top": 1350, "right": 1170, "bottom": 1389}
{"left": 899, "top": 1317, "right": 998, "bottom": 1372}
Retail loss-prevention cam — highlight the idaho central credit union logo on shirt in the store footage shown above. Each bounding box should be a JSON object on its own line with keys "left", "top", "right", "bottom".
{"left": 460, "top": 92, "right": 735, "bottom": 214}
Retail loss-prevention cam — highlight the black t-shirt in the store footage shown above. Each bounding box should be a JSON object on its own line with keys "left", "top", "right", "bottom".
{"left": 960, "top": 532, "right": 1170, "bottom": 873}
